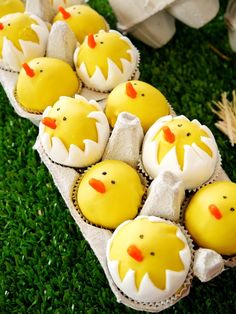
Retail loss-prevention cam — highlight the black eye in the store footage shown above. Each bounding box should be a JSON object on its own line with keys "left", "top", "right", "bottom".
{"left": 139, "top": 234, "right": 144, "bottom": 239}
{"left": 40, "top": 70, "right": 43, "bottom": 73}
{"left": 63, "top": 117, "right": 67, "bottom": 121}
{"left": 8, "top": 23, "right": 11, "bottom": 26}
{"left": 95, "top": 35, "right": 98, "bottom": 37}
{"left": 102, "top": 172, "right": 107, "bottom": 175}
{"left": 141, "top": 93, "right": 145, "bottom": 96}
{"left": 111, "top": 180, "right": 115, "bottom": 184}
{"left": 186, "top": 132, "right": 191, "bottom": 136}
{"left": 223, "top": 196, "right": 227, "bottom": 199}
{"left": 77, "top": 11, "right": 81, "bottom": 14}
{"left": 230, "top": 207, "right": 235, "bottom": 212}
{"left": 37, "top": 62, "right": 40, "bottom": 64}
{"left": 150, "top": 252, "right": 155, "bottom": 256}
{"left": 56, "top": 108, "right": 60, "bottom": 111}
{"left": 133, "top": 83, "right": 137, "bottom": 85}
{"left": 178, "top": 124, "right": 182, "bottom": 127}
{"left": 100, "top": 41, "right": 104, "bottom": 44}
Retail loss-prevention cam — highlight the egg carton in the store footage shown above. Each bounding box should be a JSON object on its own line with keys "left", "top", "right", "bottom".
{"left": 108, "top": 0, "right": 220, "bottom": 48}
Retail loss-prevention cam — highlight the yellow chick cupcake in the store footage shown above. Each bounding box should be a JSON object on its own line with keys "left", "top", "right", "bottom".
{"left": 0, "top": 0, "right": 24, "bottom": 18}
{"left": 185, "top": 181, "right": 236, "bottom": 256}
{"left": 53, "top": 4, "right": 108, "bottom": 43}
{"left": 107, "top": 216, "right": 191, "bottom": 302}
{"left": 142, "top": 115, "right": 219, "bottom": 190}
{"left": 16, "top": 57, "right": 80, "bottom": 113}
{"left": 105, "top": 80, "right": 169, "bottom": 132}
{"left": 77, "top": 160, "right": 145, "bottom": 229}
{"left": 39, "top": 95, "right": 110, "bottom": 167}
{"left": 74, "top": 30, "right": 139, "bottom": 92}
{"left": 0, "top": 12, "right": 49, "bottom": 71}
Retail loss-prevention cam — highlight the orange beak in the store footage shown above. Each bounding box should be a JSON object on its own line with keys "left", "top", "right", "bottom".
{"left": 42, "top": 117, "right": 57, "bottom": 129}
{"left": 209, "top": 204, "right": 222, "bottom": 220}
{"left": 22, "top": 63, "right": 35, "bottom": 78}
{"left": 127, "top": 244, "right": 143, "bottom": 262}
{"left": 58, "top": 6, "right": 71, "bottom": 19}
{"left": 0, "top": 23, "right": 4, "bottom": 30}
{"left": 87, "top": 34, "right": 96, "bottom": 48}
{"left": 162, "top": 126, "right": 175, "bottom": 143}
{"left": 126, "top": 82, "right": 137, "bottom": 98}
{"left": 89, "top": 178, "right": 106, "bottom": 193}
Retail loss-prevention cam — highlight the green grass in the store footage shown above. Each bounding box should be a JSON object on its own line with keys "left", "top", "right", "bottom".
{"left": 1, "top": 0, "right": 236, "bottom": 313}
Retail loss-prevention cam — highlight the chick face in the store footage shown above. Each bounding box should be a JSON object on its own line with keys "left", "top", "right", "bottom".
{"left": 77, "top": 160, "right": 145, "bottom": 229}
{"left": 53, "top": 5, "right": 108, "bottom": 43}
{"left": 0, "top": 13, "right": 49, "bottom": 71}
{"left": 74, "top": 30, "right": 139, "bottom": 91}
{"left": 39, "top": 95, "right": 110, "bottom": 167}
{"left": 107, "top": 216, "right": 191, "bottom": 302}
{"left": 185, "top": 181, "right": 236, "bottom": 256}
{"left": 142, "top": 115, "right": 218, "bottom": 190}
{"left": 105, "top": 80, "right": 169, "bottom": 132}
{"left": 0, "top": 0, "right": 24, "bottom": 18}
{"left": 16, "top": 57, "right": 79, "bottom": 112}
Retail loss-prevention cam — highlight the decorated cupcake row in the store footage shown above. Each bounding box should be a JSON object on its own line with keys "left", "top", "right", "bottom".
{"left": 1, "top": 0, "right": 236, "bottom": 311}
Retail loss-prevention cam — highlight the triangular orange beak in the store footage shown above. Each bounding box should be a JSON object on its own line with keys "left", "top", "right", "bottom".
{"left": 209, "top": 204, "right": 222, "bottom": 219}
{"left": 89, "top": 178, "right": 106, "bottom": 193}
{"left": 162, "top": 126, "right": 175, "bottom": 143}
{"left": 126, "top": 82, "right": 137, "bottom": 98}
{"left": 42, "top": 117, "right": 57, "bottom": 129}
{"left": 87, "top": 34, "right": 96, "bottom": 48}
{"left": 127, "top": 244, "right": 143, "bottom": 262}
{"left": 22, "top": 63, "right": 35, "bottom": 78}
{"left": 58, "top": 6, "right": 71, "bottom": 19}
{"left": 0, "top": 23, "right": 4, "bottom": 30}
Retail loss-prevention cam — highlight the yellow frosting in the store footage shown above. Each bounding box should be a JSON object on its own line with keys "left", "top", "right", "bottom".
{"left": 53, "top": 5, "right": 108, "bottom": 43}
{"left": 0, "top": 0, "right": 24, "bottom": 18}
{"left": 0, "top": 13, "right": 39, "bottom": 58}
{"left": 105, "top": 80, "right": 169, "bottom": 132}
{"left": 109, "top": 218, "right": 185, "bottom": 290}
{"left": 185, "top": 181, "right": 236, "bottom": 256}
{"left": 153, "top": 118, "right": 212, "bottom": 170}
{"left": 77, "top": 160, "right": 144, "bottom": 229}
{"left": 16, "top": 57, "right": 79, "bottom": 112}
{"left": 43, "top": 97, "right": 99, "bottom": 150}
{"left": 76, "top": 31, "right": 132, "bottom": 79}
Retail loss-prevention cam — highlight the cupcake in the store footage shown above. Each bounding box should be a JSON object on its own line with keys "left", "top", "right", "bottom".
{"left": 74, "top": 30, "right": 139, "bottom": 92}
{"left": 0, "top": 0, "right": 24, "bottom": 18}
{"left": 185, "top": 181, "right": 236, "bottom": 256}
{"left": 142, "top": 115, "right": 219, "bottom": 190}
{"left": 107, "top": 216, "right": 191, "bottom": 302}
{"left": 105, "top": 80, "right": 169, "bottom": 133}
{"left": 77, "top": 160, "right": 145, "bottom": 229}
{"left": 16, "top": 57, "right": 80, "bottom": 113}
{"left": 39, "top": 95, "right": 110, "bottom": 167}
{"left": 53, "top": 4, "right": 109, "bottom": 43}
{"left": 0, "top": 12, "right": 49, "bottom": 71}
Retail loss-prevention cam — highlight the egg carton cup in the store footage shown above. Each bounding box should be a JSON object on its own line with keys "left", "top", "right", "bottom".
{"left": 225, "top": 0, "right": 236, "bottom": 52}
{"left": 33, "top": 136, "right": 195, "bottom": 312}
{"left": 108, "top": 0, "right": 219, "bottom": 48}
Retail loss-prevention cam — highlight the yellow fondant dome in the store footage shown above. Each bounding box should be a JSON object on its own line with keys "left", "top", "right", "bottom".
{"left": 107, "top": 216, "right": 191, "bottom": 302}
{"left": 77, "top": 160, "right": 145, "bottom": 229}
{"left": 16, "top": 57, "right": 80, "bottom": 112}
{"left": 39, "top": 95, "right": 110, "bottom": 167}
{"left": 185, "top": 181, "right": 236, "bottom": 256}
{"left": 0, "top": 0, "right": 24, "bottom": 18}
{"left": 53, "top": 5, "right": 108, "bottom": 43}
{"left": 105, "top": 80, "right": 169, "bottom": 132}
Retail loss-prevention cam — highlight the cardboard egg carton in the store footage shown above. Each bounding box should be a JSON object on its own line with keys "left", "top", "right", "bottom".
{"left": 108, "top": 0, "right": 220, "bottom": 48}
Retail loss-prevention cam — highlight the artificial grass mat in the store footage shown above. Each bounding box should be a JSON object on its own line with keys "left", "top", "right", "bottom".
{"left": 0, "top": 0, "right": 236, "bottom": 313}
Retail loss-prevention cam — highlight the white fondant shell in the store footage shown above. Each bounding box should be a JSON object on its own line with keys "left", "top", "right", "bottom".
{"left": 74, "top": 30, "right": 139, "bottom": 92}
{"left": 0, "top": 13, "right": 49, "bottom": 72}
{"left": 39, "top": 95, "right": 110, "bottom": 167}
{"left": 107, "top": 216, "right": 191, "bottom": 303}
{"left": 142, "top": 115, "right": 219, "bottom": 190}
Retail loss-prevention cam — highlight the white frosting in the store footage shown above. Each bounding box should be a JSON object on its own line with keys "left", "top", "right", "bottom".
{"left": 142, "top": 115, "right": 219, "bottom": 190}
{"left": 74, "top": 30, "right": 139, "bottom": 92}
{"left": 0, "top": 13, "right": 49, "bottom": 72}
{"left": 39, "top": 95, "right": 110, "bottom": 167}
{"left": 107, "top": 216, "right": 191, "bottom": 303}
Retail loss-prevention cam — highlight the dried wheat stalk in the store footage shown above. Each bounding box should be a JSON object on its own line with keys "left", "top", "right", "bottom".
{"left": 211, "top": 91, "right": 236, "bottom": 146}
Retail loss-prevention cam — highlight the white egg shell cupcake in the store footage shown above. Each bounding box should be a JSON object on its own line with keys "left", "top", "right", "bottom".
{"left": 107, "top": 216, "right": 191, "bottom": 303}
{"left": 142, "top": 115, "right": 219, "bottom": 190}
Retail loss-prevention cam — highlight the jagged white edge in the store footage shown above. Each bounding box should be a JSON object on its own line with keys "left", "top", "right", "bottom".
{"left": 39, "top": 96, "right": 110, "bottom": 167}
{"left": 106, "top": 216, "right": 191, "bottom": 303}
{"left": 142, "top": 115, "right": 219, "bottom": 190}
{"left": 0, "top": 13, "right": 49, "bottom": 72}
{"left": 73, "top": 30, "right": 139, "bottom": 92}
